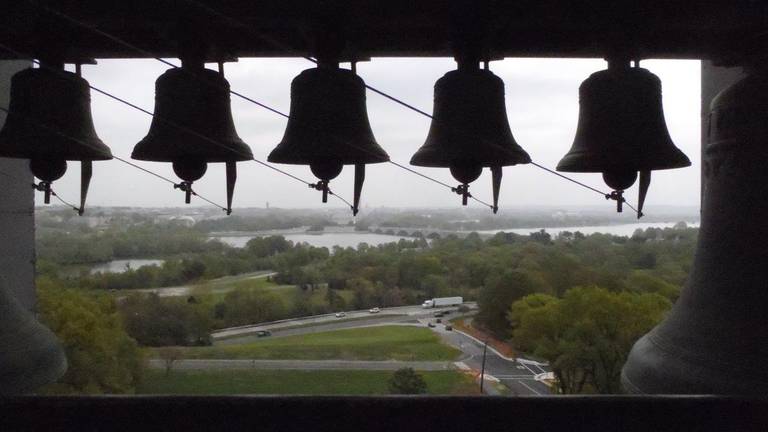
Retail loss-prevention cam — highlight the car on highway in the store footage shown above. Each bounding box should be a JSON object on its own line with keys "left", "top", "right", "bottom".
{"left": 368, "top": 307, "right": 381, "bottom": 313}
{"left": 433, "top": 311, "right": 445, "bottom": 317}
{"left": 445, "top": 325, "right": 453, "bottom": 331}
{"left": 436, "top": 318, "right": 442, "bottom": 323}
{"left": 256, "top": 330, "right": 271, "bottom": 337}
{"left": 427, "top": 322, "right": 436, "bottom": 328}
{"left": 335, "top": 312, "right": 346, "bottom": 318}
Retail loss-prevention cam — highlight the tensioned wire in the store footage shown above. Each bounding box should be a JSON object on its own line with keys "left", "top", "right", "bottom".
{"left": 0, "top": 165, "right": 81, "bottom": 213}
{"left": 0, "top": 42, "right": 346, "bottom": 212}
{"left": 178, "top": 0, "right": 635, "bottom": 212}
{"left": 19, "top": 0, "right": 637, "bottom": 214}
{"left": 21, "top": 0, "right": 498, "bottom": 211}
{"left": 0, "top": 96, "right": 230, "bottom": 213}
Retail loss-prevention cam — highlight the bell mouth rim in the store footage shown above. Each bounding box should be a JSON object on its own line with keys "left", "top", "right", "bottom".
{"left": 131, "top": 155, "right": 253, "bottom": 163}
{"left": 556, "top": 162, "right": 692, "bottom": 173}
{"left": 410, "top": 153, "right": 531, "bottom": 168}
{"left": 557, "top": 150, "right": 691, "bottom": 173}
{"left": 265, "top": 157, "right": 390, "bottom": 166}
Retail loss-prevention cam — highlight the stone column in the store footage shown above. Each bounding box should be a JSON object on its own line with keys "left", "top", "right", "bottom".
{"left": 0, "top": 60, "right": 35, "bottom": 311}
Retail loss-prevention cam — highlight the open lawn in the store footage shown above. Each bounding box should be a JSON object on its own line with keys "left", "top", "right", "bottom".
{"left": 137, "top": 369, "right": 478, "bottom": 395}
{"left": 152, "top": 325, "right": 461, "bottom": 361}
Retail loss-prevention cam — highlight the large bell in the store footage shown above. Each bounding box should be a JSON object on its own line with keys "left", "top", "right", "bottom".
{"left": 0, "top": 282, "right": 67, "bottom": 395}
{"left": 622, "top": 68, "right": 768, "bottom": 394}
{"left": 557, "top": 59, "right": 690, "bottom": 216}
{"left": 410, "top": 62, "right": 530, "bottom": 212}
{"left": 132, "top": 59, "right": 253, "bottom": 213}
{"left": 268, "top": 62, "right": 389, "bottom": 215}
{"left": 0, "top": 64, "right": 112, "bottom": 214}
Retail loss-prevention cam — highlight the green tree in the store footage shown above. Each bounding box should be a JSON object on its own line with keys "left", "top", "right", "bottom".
{"left": 220, "top": 288, "right": 286, "bottom": 328}
{"left": 388, "top": 367, "right": 427, "bottom": 394}
{"left": 36, "top": 281, "right": 144, "bottom": 394}
{"left": 509, "top": 286, "right": 671, "bottom": 394}
{"left": 120, "top": 293, "right": 213, "bottom": 346}
{"left": 477, "top": 270, "right": 544, "bottom": 337}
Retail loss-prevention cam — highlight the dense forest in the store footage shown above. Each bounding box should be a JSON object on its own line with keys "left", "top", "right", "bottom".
{"left": 35, "top": 218, "right": 697, "bottom": 394}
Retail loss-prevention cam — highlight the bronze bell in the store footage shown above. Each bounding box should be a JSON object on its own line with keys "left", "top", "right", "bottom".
{"left": 268, "top": 61, "right": 389, "bottom": 215}
{"left": 557, "top": 59, "right": 690, "bottom": 217}
{"left": 622, "top": 68, "right": 768, "bottom": 394}
{"left": 410, "top": 62, "right": 530, "bottom": 212}
{"left": 0, "top": 64, "right": 112, "bottom": 214}
{"left": 0, "top": 282, "right": 67, "bottom": 395}
{"left": 132, "top": 58, "right": 253, "bottom": 213}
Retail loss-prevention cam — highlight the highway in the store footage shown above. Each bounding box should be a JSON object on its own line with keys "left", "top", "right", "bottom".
{"left": 212, "top": 304, "right": 453, "bottom": 342}
{"left": 204, "top": 304, "right": 552, "bottom": 395}
{"left": 149, "top": 359, "right": 455, "bottom": 371}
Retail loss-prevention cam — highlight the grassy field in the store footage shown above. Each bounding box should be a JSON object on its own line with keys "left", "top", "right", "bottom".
{"left": 137, "top": 369, "right": 479, "bottom": 395}
{"left": 152, "top": 326, "right": 461, "bottom": 361}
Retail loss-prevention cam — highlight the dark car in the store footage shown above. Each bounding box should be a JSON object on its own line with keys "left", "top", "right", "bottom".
{"left": 433, "top": 311, "right": 444, "bottom": 317}
{"left": 436, "top": 318, "right": 442, "bottom": 323}
{"left": 427, "top": 322, "right": 436, "bottom": 328}
{"left": 445, "top": 325, "right": 453, "bottom": 331}
{"left": 256, "top": 330, "right": 272, "bottom": 337}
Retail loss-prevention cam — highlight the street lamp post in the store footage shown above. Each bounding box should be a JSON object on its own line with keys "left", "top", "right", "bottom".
{"left": 480, "top": 339, "right": 488, "bottom": 393}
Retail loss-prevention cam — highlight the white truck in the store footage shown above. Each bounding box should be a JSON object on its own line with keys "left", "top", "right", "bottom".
{"left": 421, "top": 296, "right": 463, "bottom": 308}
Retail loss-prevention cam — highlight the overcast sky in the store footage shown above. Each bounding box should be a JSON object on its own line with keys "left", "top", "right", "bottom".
{"left": 49, "top": 57, "right": 700, "bottom": 212}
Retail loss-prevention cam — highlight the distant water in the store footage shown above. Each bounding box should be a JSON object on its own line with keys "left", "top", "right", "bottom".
{"left": 476, "top": 221, "right": 700, "bottom": 238}
{"left": 215, "top": 222, "right": 698, "bottom": 249}
{"left": 90, "top": 259, "right": 164, "bottom": 274}
{"left": 216, "top": 233, "right": 412, "bottom": 249}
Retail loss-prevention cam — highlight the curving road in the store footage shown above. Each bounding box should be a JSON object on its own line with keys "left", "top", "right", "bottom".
{"left": 202, "top": 304, "right": 551, "bottom": 395}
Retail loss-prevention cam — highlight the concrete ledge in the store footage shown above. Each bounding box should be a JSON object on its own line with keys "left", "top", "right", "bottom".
{"left": 2, "top": 396, "right": 768, "bottom": 431}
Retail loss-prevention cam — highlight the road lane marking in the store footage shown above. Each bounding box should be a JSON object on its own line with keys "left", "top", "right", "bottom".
{"left": 516, "top": 379, "right": 542, "bottom": 395}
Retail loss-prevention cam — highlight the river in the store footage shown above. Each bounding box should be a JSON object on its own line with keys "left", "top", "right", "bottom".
{"left": 89, "top": 259, "right": 165, "bottom": 274}
{"left": 474, "top": 221, "right": 699, "bottom": 238}
{"left": 216, "top": 232, "right": 412, "bottom": 249}
{"left": 214, "top": 221, "right": 698, "bottom": 249}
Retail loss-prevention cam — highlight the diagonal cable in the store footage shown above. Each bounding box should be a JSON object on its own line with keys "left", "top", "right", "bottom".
{"left": 0, "top": 105, "right": 229, "bottom": 212}
{"left": 17, "top": 1, "right": 627, "bottom": 214}
{"left": 16, "top": 2, "right": 492, "bottom": 210}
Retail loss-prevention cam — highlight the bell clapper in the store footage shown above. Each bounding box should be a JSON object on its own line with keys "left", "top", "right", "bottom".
{"left": 451, "top": 184, "right": 471, "bottom": 206}
{"left": 172, "top": 159, "right": 207, "bottom": 204}
{"left": 309, "top": 180, "right": 331, "bottom": 203}
{"left": 33, "top": 181, "right": 53, "bottom": 204}
{"left": 309, "top": 161, "right": 343, "bottom": 204}
{"left": 605, "top": 190, "right": 625, "bottom": 213}
{"left": 29, "top": 158, "right": 67, "bottom": 205}
{"left": 173, "top": 181, "right": 194, "bottom": 204}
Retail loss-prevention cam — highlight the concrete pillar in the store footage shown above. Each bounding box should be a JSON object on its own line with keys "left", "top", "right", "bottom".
{"left": 0, "top": 60, "right": 35, "bottom": 311}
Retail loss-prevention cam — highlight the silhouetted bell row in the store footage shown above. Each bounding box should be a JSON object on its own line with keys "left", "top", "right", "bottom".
{"left": 0, "top": 56, "right": 689, "bottom": 216}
